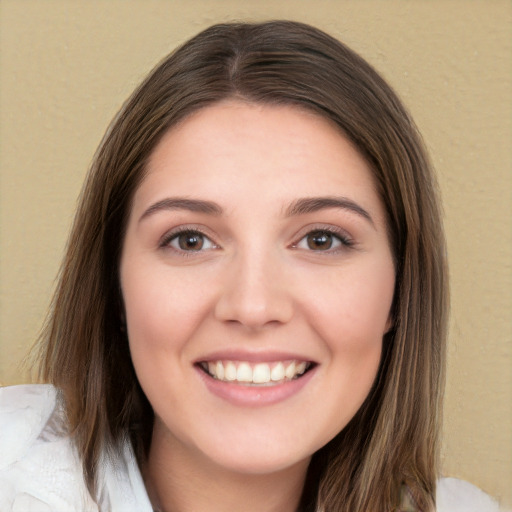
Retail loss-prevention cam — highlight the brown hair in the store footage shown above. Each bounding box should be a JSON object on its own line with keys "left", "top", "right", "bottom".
{"left": 38, "top": 20, "right": 448, "bottom": 511}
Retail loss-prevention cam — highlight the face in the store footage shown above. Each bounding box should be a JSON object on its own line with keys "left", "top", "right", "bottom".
{"left": 120, "top": 101, "right": 395, "bottom": 476}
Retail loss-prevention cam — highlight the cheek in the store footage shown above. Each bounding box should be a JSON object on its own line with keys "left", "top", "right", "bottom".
{"left": 121, "top": 266, "right": 213, "bottom": 406}
{"left": 304, "top": 263, "right": 393, "bottom": 432}
{"left": 121, "top": 265, "right": 210, "bottom": 356}
{"left": 304, "top": 260, "right": 395, "bottom": 348}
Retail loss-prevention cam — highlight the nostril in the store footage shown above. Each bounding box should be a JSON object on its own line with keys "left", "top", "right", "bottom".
{"left": 214, "top": 291, "right": 294, "bottom": 328}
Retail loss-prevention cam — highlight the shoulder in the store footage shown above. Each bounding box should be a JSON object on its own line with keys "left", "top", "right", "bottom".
{"left": 0, "top": 384, "right": 98, "bottom": 512}
{"left": 0, "top": 384, "right": 59, "bottom": 469}
{"left": 436, "top": 477, "right": 502, "bottom": 512}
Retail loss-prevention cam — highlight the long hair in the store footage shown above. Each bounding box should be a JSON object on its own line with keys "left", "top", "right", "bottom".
{"left": 38, "top": 21, "right": 448, "bottom": 511}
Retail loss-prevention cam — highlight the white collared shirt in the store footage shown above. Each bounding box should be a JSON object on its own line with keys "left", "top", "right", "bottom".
{"left": 0, "top": 384, "right": 503, "bottom": 512}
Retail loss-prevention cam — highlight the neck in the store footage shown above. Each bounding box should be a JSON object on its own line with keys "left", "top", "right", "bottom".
{"left": 145, "top": 423, "right": 309, "bottom": 512}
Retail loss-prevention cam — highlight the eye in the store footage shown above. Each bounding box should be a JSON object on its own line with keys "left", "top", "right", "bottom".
{"left": 295, "top": 229, "right": 351, "bottom": 252}
{"left": 164, "top": 230, "right": 216, "bottom": 252}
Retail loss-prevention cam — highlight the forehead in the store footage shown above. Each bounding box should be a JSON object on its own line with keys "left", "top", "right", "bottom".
{"left": 130, "top": 100, "right": 384, "bottom": 225}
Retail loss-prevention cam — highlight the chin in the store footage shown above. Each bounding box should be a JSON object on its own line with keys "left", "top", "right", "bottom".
{"left": 207, "top": 450, "right": 312, "bottom": 477}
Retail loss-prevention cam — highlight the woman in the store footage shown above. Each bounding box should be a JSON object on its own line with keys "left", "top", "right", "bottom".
{"left": 0, "top": 21, "right": 500, "bottom": 511}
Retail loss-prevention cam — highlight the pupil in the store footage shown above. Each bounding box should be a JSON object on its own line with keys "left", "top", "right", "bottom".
{"left": 308, "top": 231, "right": 332, "bottom": 250}
{"left": 179, "top": 232, "right": 203, "bottom": 250}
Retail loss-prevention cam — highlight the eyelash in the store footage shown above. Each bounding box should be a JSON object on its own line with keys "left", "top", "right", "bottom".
{"left": 292, "top": 226, "right": 354, "bottom": 254}
{"left": 159, "top": 226, "right": 354, "bottom": 256}
{"left": 159, "top": 226, "right": 218, "bottom": 256}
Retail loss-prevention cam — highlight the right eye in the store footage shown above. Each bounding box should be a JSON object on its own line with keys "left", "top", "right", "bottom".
{"left": 164, "top": 230, "right": 217, "bottom": 252}
{"left": 298, "top": 230, "right": 343, "bottom": 251}
{"left": 293, "top": 228, "right": 353, "bottom": 253}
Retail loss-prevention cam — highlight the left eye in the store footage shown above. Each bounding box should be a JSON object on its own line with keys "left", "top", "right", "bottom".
{"left": 296, "top": 230, "right": 346, "bottom": 251}
{"left": 167, "top": 231, "right": 216, "bottom": 252}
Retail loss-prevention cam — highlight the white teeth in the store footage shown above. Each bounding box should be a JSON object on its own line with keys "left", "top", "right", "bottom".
{"left": 270, "top": 362, "right": 285, "bottom": 381}
{"left": 236, "top": 362, "right": 252, "bottom": 382}
{"left": 202, "top": 360, "right": 310, "bottom": 385}
{"left": 225, "top": 361, "right": 237, "bottom": 381}
{"left": 296, "top": 361, "right": 307, "bottom": 375}
{"left": 284, "top": 362, "right": 296, "bottom": 379}
{"left": 253, "top": 363, "right": 271, "bottom": 383}
{"left": 215, "top": 361, "right": 225, "bottom": 380}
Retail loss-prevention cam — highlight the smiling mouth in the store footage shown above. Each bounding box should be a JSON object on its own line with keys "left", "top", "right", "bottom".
{"left": 198, "top": 360, "right": 314, "bottom": 386}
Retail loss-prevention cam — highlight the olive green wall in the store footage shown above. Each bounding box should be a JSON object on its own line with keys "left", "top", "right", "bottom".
{"left": 1, "top": 0, "right": 510, "bottom": 506}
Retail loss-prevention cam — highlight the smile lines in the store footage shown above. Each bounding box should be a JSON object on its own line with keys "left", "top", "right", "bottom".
{"left": 199, "top": 360, "right": 312, "bottom": 386}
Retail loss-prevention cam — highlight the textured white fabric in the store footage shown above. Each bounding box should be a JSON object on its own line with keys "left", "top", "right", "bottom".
{"left": 436, "top": 478, "right": 503, "bottom": 512}
{"left": 0, "top": 385, "right": 98, "bottom": 512}
{"left": 0, "top": 384, "right": 503, "bottom": 511}
{"left": 0, "top": 385, "right": 152, "bottom": 512}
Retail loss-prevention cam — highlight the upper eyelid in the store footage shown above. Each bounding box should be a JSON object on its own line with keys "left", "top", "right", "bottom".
{"left": 290, "top": 226, "right": 356, "bottom": 254}
{"left": 159, "top": 225, "right": 217, "bottom": 248}
{"left": 292, "top": 223, "right": 353, "bottom": 242}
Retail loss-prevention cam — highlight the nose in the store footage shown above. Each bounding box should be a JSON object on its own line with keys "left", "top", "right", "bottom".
{"left": 214, "top": 248, "right": 294, "bottom": 329}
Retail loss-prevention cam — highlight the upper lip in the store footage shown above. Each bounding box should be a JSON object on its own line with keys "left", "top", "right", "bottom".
{"left": 194, "top": 350, "right": 316, "bottom": 364}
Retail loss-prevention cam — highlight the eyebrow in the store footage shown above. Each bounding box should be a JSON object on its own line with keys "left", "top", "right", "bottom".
{"left": 285, "top": 196, "right": 374, "bottom": 226}
{"left": 139, "top": 195, "right": 374, "bottom": 226}
{"left": 139, "top": 198, "right": 223, "bottom": 222}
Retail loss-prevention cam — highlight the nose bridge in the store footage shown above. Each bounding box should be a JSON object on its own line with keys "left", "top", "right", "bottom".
{"left": 214, "top": 242, "right": 293, "bottom": 328}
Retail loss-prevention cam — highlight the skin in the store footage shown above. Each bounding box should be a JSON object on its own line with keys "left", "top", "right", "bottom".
{"left": 120, "top": 100, "right": 396, "bottom": 512}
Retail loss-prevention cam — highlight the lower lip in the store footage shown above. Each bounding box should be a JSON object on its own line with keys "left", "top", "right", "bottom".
{"left": 196, "top": 366, "right": 317, "bottom": 407}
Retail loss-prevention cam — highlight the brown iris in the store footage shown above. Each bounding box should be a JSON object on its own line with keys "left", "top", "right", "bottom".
{"left": 177, "top": 232, "right": 204, "bottom": 251}
{"left": 306, "top": 231, "right": 335, "bottom": 250}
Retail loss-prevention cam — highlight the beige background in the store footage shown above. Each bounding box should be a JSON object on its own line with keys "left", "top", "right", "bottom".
{"left": 1, "top": 0, "right": 510, "bottom": 506}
